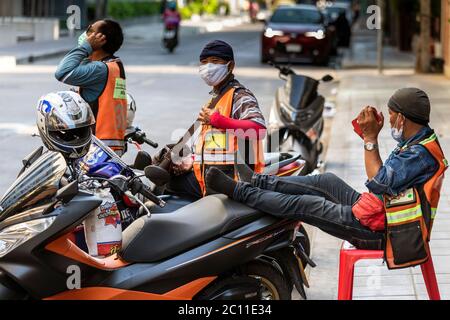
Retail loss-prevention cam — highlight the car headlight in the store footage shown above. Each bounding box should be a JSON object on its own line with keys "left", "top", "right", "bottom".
{"left": 0, "top": 217, "right": 56, "bottom": 258}
{"left": 305, "top": 29, "right": 325, "bottom": 40}
{"left": 264, "top": 28, "right": 284, "bottom": 38}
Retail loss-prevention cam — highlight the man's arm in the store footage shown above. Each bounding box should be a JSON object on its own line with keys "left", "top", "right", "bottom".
{"left": 364, "top": 136, "right": 383, "bottom": 179}
{"left": 55, "top": 41, "right": 108, "bottom": 88}
{"left": 357, "top": 106, "right": 384, "bottom": 180}
{"left": 366, "top": 145, "right": 438, "bottom": 195}
{"left": 198, "top": 88, "right": 267, "bottom": 139}
{"left": 231, "top": 88, "right": 266, "bottom": 128}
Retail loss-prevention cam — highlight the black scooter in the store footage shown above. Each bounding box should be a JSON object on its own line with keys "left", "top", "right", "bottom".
{"left": 267, "top": 64, "right": 334, "bottom": 174}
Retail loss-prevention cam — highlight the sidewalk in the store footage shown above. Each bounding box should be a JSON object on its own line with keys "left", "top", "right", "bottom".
{"left": 0, "top": 14, "right": 249, "bottom": 69}
{"left": 306, "top": 70, "right": 450, "bottom": 300}
{"left": 341, "top": 19, "right": 415, "bottom": 69}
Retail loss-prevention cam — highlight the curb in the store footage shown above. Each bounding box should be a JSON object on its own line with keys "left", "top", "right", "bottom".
{"left": 1, "top": 15, "right": 249, "bottom": 69}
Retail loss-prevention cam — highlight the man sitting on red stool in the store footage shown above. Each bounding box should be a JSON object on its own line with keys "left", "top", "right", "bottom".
{"left": 206, "top": 88, "right": 447, "bottom": 269}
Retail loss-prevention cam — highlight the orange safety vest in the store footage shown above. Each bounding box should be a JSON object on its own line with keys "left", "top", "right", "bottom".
{"left": 87, "top": 58, "right": 127, "bottom": 155}
{"left": 384, "top": 131, "right": 448, "bottom": 269}
{"left": 193, "top": 86, "right": 265, "bottom": 196}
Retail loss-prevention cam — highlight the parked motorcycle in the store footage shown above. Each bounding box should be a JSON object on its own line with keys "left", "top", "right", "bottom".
{"left": 267, "top": 63, "right": 334, "bottom": 174}
{"left": 0, "top": 135, "right": 315, "bottom": 300}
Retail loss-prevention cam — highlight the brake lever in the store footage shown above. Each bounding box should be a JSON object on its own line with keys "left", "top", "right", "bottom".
{"left": 125, "top": 191, "right": 152, "bottom": 218}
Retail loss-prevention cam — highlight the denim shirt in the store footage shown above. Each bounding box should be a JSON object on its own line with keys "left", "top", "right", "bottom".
{"left": 54, "top": 41, "right": 108, "bottom": 103}
{"left": 365, "top": 126, "right": 438, "bottom": 196}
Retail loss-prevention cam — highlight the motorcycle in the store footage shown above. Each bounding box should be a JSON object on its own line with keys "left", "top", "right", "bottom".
{"left": 162, "top": 26, "right": 178, "bottom": 53}
{"left": 0, "top": 134, "right": 315, "bottom": 300}
{"left": 267, "top": 63, "right": 334, "bottom": 174}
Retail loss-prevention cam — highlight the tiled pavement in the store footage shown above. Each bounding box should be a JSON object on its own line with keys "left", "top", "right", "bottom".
{"left": 305, "top": 70, "right": 450, "bottom": 300}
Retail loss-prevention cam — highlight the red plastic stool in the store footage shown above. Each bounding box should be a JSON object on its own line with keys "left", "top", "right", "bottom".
{"left": 337, "top": 241, "right": 441, "bottom": 300}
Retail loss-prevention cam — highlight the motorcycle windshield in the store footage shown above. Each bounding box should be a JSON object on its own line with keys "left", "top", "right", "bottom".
{"left": 77, "top": 136, "right": 129, "bottom": 178}
{"left": 285, "top": 75, "right": 318, "bottom": 110}
{"left": 0, "top": 151, "right": 66, "bottom": 221}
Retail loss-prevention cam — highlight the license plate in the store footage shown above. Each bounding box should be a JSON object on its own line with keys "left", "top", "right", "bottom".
{"left": 286, "top": 44, "right": 302, "bottom": 53}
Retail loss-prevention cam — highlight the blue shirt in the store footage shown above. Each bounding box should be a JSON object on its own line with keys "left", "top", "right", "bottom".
{"left": 54, "top": 41, "right": 108, "bottom": 103}
{"left": 366, "top": 126, "right": 438, "bottom": 196}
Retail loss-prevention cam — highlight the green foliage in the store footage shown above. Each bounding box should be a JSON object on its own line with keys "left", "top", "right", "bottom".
{"left": 179, "top": 0, "right": 229, "bottom": 20}
{"left": 107, "top": 0, "right": 162, "bottom": 20}
{"left": 180, "top": 6, "right": 193, "bottom": 20}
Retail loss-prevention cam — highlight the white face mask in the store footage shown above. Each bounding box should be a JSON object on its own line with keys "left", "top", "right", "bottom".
{"left": 391, "top": 114, "right": 404, "bottom": 142}
{"left": 199, "top": 62, "right": 230, "bottom": 87}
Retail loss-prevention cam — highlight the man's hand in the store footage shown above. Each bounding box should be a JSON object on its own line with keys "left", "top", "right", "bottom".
{"left": 357, "top": 106, "right": 384, "bottom": 140}
{"left": 198, "top": 106, "right": 214, "bottom": 125}
{"left": 171, "top": 156, "right": 194, "bottom": 176}
{"left": 87, "top": 32, "right": 107, "bottom": 51}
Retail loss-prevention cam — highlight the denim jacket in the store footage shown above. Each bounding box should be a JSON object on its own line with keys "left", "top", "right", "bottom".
{"left": 365, "top": 126, "right": 438, "bottom": 196}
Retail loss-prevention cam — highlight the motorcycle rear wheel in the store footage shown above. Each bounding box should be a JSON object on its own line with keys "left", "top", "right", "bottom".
{"left": 245, "top": 261, "right": 291, "bottom": 300}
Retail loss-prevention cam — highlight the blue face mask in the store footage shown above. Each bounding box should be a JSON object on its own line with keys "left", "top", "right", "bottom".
{"left": 78, "top": 31, "right": 87, "bottom": 46}
{"left": 391, "top": 114, "right": 404, "bottom": 142}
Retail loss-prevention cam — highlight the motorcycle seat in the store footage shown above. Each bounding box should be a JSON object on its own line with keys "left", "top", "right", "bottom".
{"left": 142, "top": 195, "right": 194, "bottom": 214}
{"left": 121, "top": 195, "right": 263, "bottom": 263}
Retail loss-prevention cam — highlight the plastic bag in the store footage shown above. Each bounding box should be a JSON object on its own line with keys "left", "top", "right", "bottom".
{"left": 84, "top": 188, "right": 122, "bottom": 257}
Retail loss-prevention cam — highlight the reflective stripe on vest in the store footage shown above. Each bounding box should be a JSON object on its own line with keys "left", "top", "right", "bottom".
{"left": 431, "top": 207, "right": 437, "bottom": 219}
{"left": 386, "top": 204, "right": 422, "bottom": 224}
{"left": 419, "top": 133, "right": 437, "bottom": 146}
{"left": 194, "top": 153, "right": 236, "bottom": 163}
{"left": 102, "top": 139, "right": 125, "bottom": 148}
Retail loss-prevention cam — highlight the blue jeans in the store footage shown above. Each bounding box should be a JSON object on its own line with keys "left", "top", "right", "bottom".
{"left": 234, "top": 172, "right": 385, "bottom": 250}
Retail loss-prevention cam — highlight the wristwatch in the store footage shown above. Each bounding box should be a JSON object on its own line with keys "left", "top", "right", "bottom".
{"left": 364, "top": 142, "right": 379, "bottom": 151}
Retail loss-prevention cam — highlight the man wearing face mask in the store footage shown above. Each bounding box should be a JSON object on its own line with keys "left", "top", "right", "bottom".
{"left": 165, "top": 40, "right": 266, "bottom": 199}
{"left": 55, "top": 20, "right": 127, "bottom": 155}
{"left": 204, "top": 88, "right": 447, "bottom": 262}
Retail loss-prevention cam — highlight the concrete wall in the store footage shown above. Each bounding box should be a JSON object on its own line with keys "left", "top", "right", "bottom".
{"left": 0, "top": 17, "right": 60, "bottom": 46}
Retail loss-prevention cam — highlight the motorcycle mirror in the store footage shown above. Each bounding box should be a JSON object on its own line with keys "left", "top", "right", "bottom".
{"left": 321, "top": 74, "right": 334, "bottom": 82}
{"left": 22, "top": 146, "right": 44, "bottom": 168}
{"left": 17, "top": 146, "right": 44, "bottom": 177}
{"left": 144, "top": 165, "right": 170, "bottom": 186}
{"left": 134, "top": 150, "right": 153, "bottom": 171}
{"left": 56, "top": 180, "right": 78, "bottom": 204}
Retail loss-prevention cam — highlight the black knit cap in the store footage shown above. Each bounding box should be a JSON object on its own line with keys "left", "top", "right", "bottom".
{"left": 199, "top": 40, "right": 234, "bottom": 62}
{"left": 388, "top": 88, "right": 431, "bottom": 125}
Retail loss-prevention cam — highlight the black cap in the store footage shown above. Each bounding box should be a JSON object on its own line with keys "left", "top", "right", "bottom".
{"left": 199, "top": 40, "right": 234, "bottom": 62}
{"left": 388, "top": 88, "right": 431, "bottom": 125}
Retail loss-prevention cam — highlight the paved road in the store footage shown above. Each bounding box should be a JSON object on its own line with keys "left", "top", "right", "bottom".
{"left": 0, "top": 23, "right": 337, "bottom": 197}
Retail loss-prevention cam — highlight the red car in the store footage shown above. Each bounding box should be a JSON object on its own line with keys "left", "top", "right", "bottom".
{"left": 261, "top": 4, "right": 334, "bottom": 65}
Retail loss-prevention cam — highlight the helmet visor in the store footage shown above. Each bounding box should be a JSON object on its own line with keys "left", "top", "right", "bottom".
{"left": 49, "top": 126, "right": 92, "bottom": 147}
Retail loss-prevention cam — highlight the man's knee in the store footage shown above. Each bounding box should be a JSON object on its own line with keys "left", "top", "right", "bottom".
{"left": 319, "top": 172, "right": 340, "bottom": 185}
{"left": 322, "top": 172, "right": 338, "bottom": 179}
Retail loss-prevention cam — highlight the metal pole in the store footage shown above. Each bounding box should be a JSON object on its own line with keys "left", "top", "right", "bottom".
{"left": 377, "top": 0, "right": 384, "bottom": 74}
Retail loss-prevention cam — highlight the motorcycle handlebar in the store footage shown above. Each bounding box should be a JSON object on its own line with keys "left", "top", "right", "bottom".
{"left": 143, "top": 136, "right": 158, "bottom": 149}
{"left": 129, "top": 179, "right": 166, "bottom": 208}
{"left": 126, "top": 128, "right": 159, "bottom": 149}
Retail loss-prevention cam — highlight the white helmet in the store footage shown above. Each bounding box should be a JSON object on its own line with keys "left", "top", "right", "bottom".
{"left": 126, "top": 92, "right": 137, "bottom": 128}
{"left": 36, "top": 91, "right": 95, "bottom": 159}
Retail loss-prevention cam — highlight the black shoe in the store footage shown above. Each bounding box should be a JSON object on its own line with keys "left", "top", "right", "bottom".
{"left": 205, "top": 167, "right": 238, "bottom": 198}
